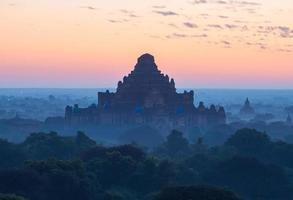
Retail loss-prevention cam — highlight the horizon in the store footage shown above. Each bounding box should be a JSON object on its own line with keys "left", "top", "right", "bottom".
{"left": 0, "top": 87, "right": 293, "bottom": 91}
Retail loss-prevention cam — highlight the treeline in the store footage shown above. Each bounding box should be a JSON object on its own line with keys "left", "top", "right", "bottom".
{"left": 1, "top": 129, "right": 293, "bottom": 199}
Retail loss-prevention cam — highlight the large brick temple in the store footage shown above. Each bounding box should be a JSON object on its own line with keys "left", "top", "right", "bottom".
{"left": 65, "top": 54, "right": 226, "bottom": 130}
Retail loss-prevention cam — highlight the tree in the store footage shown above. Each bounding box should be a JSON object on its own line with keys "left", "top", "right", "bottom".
{"left": 21, "top": 132, "right": 75, "bottom": 160}
{"left": 225, "top": 128, "right": 293, "bottom": 169}
{"left": 165, "top": 130, "right": 190, "bottom": 156}
{"left": 21, "top": 132, "right": 96, "bottom": 160}
{"left": 225, "top": 128, "right": 270, "bottom": 157}
{"left": 203, "top": 156, "right": 293, "bottom": 200}
{"left": 0, "top": 169, "right": 42, "bottom": 200}
{"left": 82, "top": 144, "right": 146, "bottom": 163}
{"left": 75, "top": 131, "right": 96, "bottom": 155}
{"left": 86, "top": 151, "right": 137, "bottom": 188}
{"left": 0, "top": 194, "right": 26, "bottom": 200}
{"left": 191, "top": 137, "right": 208, "bottom": 154}
{"left": 0, "top": 139, "right": 26, "bottom": 169}
{"left": 25, "top": 159, "right": 92, "bottom": 200}
{"left": 154, "top": 186, "right": 242, "bottom": 200}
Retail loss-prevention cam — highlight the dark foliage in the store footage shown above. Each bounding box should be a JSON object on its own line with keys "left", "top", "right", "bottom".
{"left": 203, "top": 156, "right": 292, "bottom": 200}
{"left": 0, "top": 139, "right": 26, "bottom": 169}
{"left": 82, "top": 144, "right": 146, "bottom": 162}
{"left": 1, "top": 129, "right": 293, "bottom": 200}
{"left": 225, "top": 128, "right": 293, "bottom": 168}
{"left": 225, "top": 128, "right": 270, "bottom": 157}
{"left": 21, "top": 131, "right": 96, "bottom": 160}
{"left": 0, "top": 194, "right": 26, "bottom": 200}
{"left": 154, "top": 186, "right": 242, "bottom": 200}
{"left": 154, "top": 130, "right": 191, "bottom": 159}
{"left": 0, "top": 159, "right": 93, "bottom": 200}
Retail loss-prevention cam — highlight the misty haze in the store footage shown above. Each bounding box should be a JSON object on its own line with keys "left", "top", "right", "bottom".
{"left": 0, "top": 1, "right": 293, "bottom": 200}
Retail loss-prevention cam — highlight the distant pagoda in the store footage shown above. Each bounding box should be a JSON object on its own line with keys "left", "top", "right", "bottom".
{"left": 240, "top": 98, "right": 255, "bottom": 116}
{"left": 65, "top": 54, "right": 226, "bottom": 130}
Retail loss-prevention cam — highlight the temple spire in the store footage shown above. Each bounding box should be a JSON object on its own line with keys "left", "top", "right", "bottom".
{"left": 240, "top": 97, "right": 255, "bottom": 115}
{"left": 134, "top": 53, "right": 158, "bottom": 72}
{"left": 245, "top": 98, "right": 250, "bottom": 106}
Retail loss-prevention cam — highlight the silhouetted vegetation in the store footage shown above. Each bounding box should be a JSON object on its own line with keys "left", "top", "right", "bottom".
{"left": 0, "top": 194, "right": 26, "bottom": 200}
{"left": 154, "top": 186, "right": 242, "bottom": 200}
{"left": 2, "top": 129, "right": 293, "bottom": 199}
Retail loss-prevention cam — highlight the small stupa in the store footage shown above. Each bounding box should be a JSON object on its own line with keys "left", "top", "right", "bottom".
{"left": 240, "top": 98, "right": 255, "bottom": 116}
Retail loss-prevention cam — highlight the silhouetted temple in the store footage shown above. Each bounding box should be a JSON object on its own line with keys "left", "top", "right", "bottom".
{"left": 65, "top": 54, "right": 226, "bottom": 130}
{"left": 240, "top": 98, "right": 255, "bottom": 116}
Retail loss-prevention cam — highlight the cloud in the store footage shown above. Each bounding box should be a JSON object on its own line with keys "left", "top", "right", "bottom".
{"left": 280, "top": 33, "right": 293, "bottom": 38}
{"left": 81, "top": 6, "right": 98, "bottom": 10}
{"left": 240, "top": 25, "right": 249, "bottom": 31}
{"left": 183, "top": 22, "right": 198, "bottom": 28}
{"left": 256, "top": 25, "right": 293, "bottom": 38}
{"left": 225, "top": 24, "right": 238, "bottom": 29}
{"left": 238, "top": 1, "right": 261, "bottom": 6}
{"left": 245, "top": 8, "right": 257, "bottom": 13}
{"left": 221, "top": 40, "right": 231, "bottom": 45}
{"left": 198, "top": 13, "right": 210, "bottom": 19}
{"left": 120, "top": 9, "right": 130, "bottom": 13}
{"left": 87, "top": 6, "right": 96, "bottom": 10}
{"left": 200, "top": 13, "right": 209, "bottom": 17}
{"left": 189, "top": 0, "right": 262, "bottom": 7}
{"left": 234, "top": 20, "right": 249, "bottom": 23}
{"left": 278, "top": 26, "right": 290, "bottom": 33}
{"left": 120, "top": 9, "right": 140, "bottom": 18}
{"left": 245, "top": 42, "right": 267, "bottom": 50}
{"left": 208, "top": 24, "right": 223, "bottom": 29}
{"left": 216, "top": 0, "right": 228, "bottom": 4}
{"left": 168, "top": 23, "right": 178, "bottom": 28}
{"left": 153, "top": 10, "right": 178, "bottom": 16}
{"left": 166, "top": 33, "right": 189, "bottom": 39}
{"left": 129, "top": 14, "right": 139, "bottom": 18}
{"left": 205, "top": 23, "right": 249, "bottom": 32}
{"left": 108, "top": 20, "right": 122, "bottom": 23}
{"left": 219, "top": 15, "right": 229, "bottom": 19}
{"left": 172, "top": 33, "right": 188, "bottom": 38}
{"left": 153, "top": 5, "right": 166, "bottom": 9}
{"left": 277, "top": 49, "right": 292, "bottom": 53}
{"left": 191, "top": 0, "right": 207, "bottom": 4}
{"left": 191, "top": 34, "right": 208, "bottom": 38}
{"left": 166, "top": 33, "right": 208, "bottom": 39}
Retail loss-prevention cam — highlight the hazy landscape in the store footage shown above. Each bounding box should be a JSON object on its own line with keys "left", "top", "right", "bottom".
{"left": 1, "top": 88, "right": 292, "bottom": 120}
{"left": 1, "top": 87, "right": 293, "bottom": 200}
{"left": 1, "top": 0, "right": 293, "bottom": 199}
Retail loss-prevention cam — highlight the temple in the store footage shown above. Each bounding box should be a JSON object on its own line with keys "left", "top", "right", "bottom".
{"left": 240, "top": 98, "right": 255, "bottom": 116}
{"left": 65, "top": 54, "right": 226, "bottom": 131}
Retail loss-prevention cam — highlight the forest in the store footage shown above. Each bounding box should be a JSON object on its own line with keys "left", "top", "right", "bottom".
{"left": 1, "top": 128, "right": 293, "bottom": 200}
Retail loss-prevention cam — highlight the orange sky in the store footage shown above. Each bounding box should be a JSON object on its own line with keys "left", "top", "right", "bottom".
{"left": 0, "top": 0, "right": 292, "bottom": 88}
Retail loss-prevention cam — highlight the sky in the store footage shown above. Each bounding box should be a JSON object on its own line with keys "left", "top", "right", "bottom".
{"left": 0, "top": 0, "right": 292, "bottom": 89}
